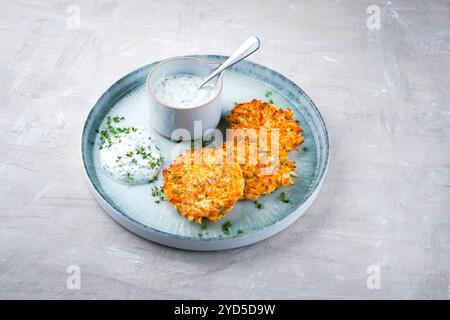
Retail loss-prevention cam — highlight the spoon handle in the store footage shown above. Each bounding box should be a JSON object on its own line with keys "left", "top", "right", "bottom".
{"left": 199, "top": 36, "right": 260, "bottom": 88}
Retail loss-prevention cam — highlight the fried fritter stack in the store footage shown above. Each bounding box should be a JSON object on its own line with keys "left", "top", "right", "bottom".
{"left": 163, "top": 99, "right": 304, "bottom": 222}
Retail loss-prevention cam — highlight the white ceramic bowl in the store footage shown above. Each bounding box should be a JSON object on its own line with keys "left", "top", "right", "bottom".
{"left": 146, "top": 57, "right": 224, "bottom": 140}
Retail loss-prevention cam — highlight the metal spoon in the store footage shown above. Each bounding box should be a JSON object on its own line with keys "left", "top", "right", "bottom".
{"left": 198, "top": 36, "right": 260, "bottom": 88}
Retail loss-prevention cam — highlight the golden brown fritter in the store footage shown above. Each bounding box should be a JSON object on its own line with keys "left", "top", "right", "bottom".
{"left": 162, "top": 147, "right": 244, "bottom": 223}
{"left": 226, "top": 99, "right": 304, "bottom": 152}
{"left": 240, "top": 158, "right": 295, "bottom": 200}
{"left": 224, "top": 136, "right": 295, "bottom": 200}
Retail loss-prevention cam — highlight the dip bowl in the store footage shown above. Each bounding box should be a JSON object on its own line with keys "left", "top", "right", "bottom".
{"left": 146, "top": 57, "right": 224, "bottom": 140}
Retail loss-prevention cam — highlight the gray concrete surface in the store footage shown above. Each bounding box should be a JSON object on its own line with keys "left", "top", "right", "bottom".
{"left": 1, "top": 0, "right": 449, "bottom": 299}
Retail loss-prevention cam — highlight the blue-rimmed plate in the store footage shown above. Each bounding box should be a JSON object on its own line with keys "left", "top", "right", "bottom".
{"left": 81, "top": 55, "right": 329, "bottom": 251}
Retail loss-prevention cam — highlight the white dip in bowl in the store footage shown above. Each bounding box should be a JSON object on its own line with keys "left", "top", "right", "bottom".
{"left": 99, "top": 127, "right": 164, "bottom": 184}
{"left": 153, "top": 74, "right": 219, "bottom": 109}
{"left": 146, "top": 57, "right": 224, "bottom": 140}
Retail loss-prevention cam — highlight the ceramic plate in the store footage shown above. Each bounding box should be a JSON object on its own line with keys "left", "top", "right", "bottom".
{"left": 81, "top": 55, "right": 329, "bottom": 251}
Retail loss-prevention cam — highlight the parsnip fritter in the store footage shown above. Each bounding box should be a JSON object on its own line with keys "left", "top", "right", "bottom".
{"left": 224, "top": 136, "right": 295, "bottom": 200}
{"left": 226, "top": 99, "right": 304, "bottom": 152}
{"left": 240, "top": 158, "right": 295, "bottom": 200}
{"left": 162, "top": 147, "right": 244, "bottom": 223}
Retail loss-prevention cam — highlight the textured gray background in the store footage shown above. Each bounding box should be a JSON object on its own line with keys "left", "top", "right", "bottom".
{"left": 1, "top": 0, "right": 449, "bottom": 299}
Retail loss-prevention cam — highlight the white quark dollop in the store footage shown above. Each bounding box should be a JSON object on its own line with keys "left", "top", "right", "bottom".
{"left": 99, "top": 127, "right": 164, "bottom": 185}
{"left": 153, "top": 74, "right": 219, "bottom": 108}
